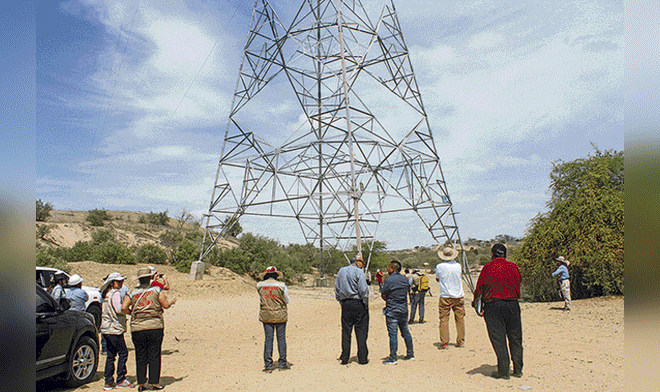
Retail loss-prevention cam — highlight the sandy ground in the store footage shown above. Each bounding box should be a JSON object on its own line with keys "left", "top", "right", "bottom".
{"left": 38, "top": 262, "right": 624, "bottom": 392}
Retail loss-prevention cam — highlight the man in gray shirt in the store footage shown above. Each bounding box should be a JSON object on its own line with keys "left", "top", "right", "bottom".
{"left": 335, "top": 255, "right": 370, "bottom": 365}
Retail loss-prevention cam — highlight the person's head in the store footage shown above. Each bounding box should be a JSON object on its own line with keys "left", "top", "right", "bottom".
{"left": 404, "top": 268, "right": 410, "bottom": 274}
{"left": 101, "top": 272, "right": 126, "bottom": 297}
{"left": 491, "top": 243, "right": 507, "bottom": 259}
{"left": 555, "top": 256, "right": 570, "bottom": 266}
{"left": 68, "top": 274, "right": 83, "bottom": 288}
{"left": 54, "top": 272, "right": 68, "bottom": 285}
{"left": 137, "top": 267, "right": 153, "bottom": 286}
{"left": 437, "top": 245, "right": 459, "bottom": 262}
{"left": 389, "top": 260, "right": 402, "bottom": 274}
{"left": 259, "top": 266, "right": 283, "bottom": 281}
{"left": 350, "top": 255, "right": 364, "bottom": 269}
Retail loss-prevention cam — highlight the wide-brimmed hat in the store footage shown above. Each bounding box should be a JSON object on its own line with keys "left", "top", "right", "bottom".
{"left": 438, "top": 246, "right": 459, "bottom": 261}
{"left": 556, "top": 256, "right": 570, "bottom": 266}
{"left": 148, "top": 266, "right": 158, "bottom": 275}
{"left": 68, "top": 274, "right": 83, "bottom": 286}
{"left": 137, "top": 267, "right": 154, "bottom": 279}
{"left": 100, "top": 272, "right": 126, "bottom": 293}
{"left": 258, "top": 266, "right": 283, "bottom": 280}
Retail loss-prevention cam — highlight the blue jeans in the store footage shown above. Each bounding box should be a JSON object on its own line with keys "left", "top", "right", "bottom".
{"left": 103, "top": 334, "right": 128, "bottom": 385}
{"left": 386, "top": 313, "right": 414, "bottom": 360}
{"left": 263, "top": 322, "right": 287, "bottom": 369}
{"left": 410, "top": 291, "right": 426, "bottom": 322}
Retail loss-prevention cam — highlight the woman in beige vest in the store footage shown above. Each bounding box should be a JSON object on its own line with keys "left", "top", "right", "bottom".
{"left": 122, "top": 267, "right": 176, "bottom": 391}
{"left": 100, "top": 272, "right": 133, "bottom": 389}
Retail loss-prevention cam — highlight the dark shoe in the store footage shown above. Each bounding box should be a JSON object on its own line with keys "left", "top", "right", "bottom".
{"left": 339, "top": 360, "right": 349, "bottom": 365}
{"left": 151, "top": 386, "right": 164, "bottom": 391}
{"left": 279, "top": 362, "right": 293, "bottom": 370}
{"left": 383, "top": 358, "right": 397, "bottom": 365}
{"left": 512, "top": 371, "right": 523, "bottom": 378}
{"left": 403, "top": 354, "right": 415, "bottom": 360}
{"left": 455, "top": 342, "right": 464, "bottom": 348}
{"left": 408, "top": 320, "right": 416, "bottom": 324}
{"left": 358, "top": 360, "right": 369, "bottom": 365}
{"left": 262, "top": 367, "right": 273, "bottom": 373}
{"left": 418, "top": 320, "right": 425, "bottom": 324}
{"left": 490, "top": 371, "right": 510, "bottom": 380}
{"left": 137, "top": 386, "right": 148, "bottom": 392}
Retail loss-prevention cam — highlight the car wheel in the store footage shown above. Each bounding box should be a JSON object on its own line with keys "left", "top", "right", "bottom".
{"left": 87, "top": 303, "right": 102, "bottom": 330}
{"left": 64, "top": 336, "right": 98, "bottom": 387}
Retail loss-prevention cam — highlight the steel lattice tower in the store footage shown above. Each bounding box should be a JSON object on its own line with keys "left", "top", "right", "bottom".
{"left": 199, "top": 0, "right": 473, "bottom": 291}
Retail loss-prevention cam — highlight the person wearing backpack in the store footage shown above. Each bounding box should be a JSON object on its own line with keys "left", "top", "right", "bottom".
{"left": 409, "top": 269, "right": 428, "bottom": 324}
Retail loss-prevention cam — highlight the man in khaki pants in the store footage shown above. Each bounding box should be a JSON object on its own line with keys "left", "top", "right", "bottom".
{"left": 435, "top": 246, "right": 466, "bottom": 349}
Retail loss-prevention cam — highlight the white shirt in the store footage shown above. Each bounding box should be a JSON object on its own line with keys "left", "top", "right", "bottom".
{"left": 435, "top": 261, "right": 464, "bottom": 298}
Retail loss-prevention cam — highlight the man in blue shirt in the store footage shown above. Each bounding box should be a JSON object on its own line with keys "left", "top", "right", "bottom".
{"left": 551, "top": 256, "right": 571, "bottom": 311}
{"left": 335, "top": 255, "right": 370, "bottom": 365}
{"left": 380, "top": 260, "right": 414, "bottom": 364}
{"left": 66, "top": 274, "right": 88, "bottom": 312}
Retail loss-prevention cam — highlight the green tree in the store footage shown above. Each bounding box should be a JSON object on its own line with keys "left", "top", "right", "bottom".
{"left": 137, "top": 243, "right": 168, "bottom": 265}
{"left": 86, "top": 209, "right": 109, "bottom": 226}
{"left": 36, "top": 199, "right": 53, "bottom": 222}
{"left": 221, "top": 215, "right": 243, "bottom": 237}
{"left": 514, "top": 148, "right": 624, "bottom": 301}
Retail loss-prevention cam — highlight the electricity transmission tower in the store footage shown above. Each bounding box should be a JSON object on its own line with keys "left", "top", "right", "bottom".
{"left": 198, "top": 0, "right": 473, "bottom": 291}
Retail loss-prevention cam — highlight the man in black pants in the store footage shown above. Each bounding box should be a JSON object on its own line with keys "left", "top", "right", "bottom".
{"left": 334, "top": 255, "right": 370, "bottom": 364}
{"left": 472, "top": 244, "right": 523, "bottom": 379}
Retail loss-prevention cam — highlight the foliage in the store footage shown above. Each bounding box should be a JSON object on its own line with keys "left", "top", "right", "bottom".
{"left": 514, "top": 148, "right": 624, "bottom": 301}
{"left": 221, "top": 215, "right": 243, "bottom": 237}
{"left": 173, "top": 240, "right": 200, "bottom": 272}
{"left": 36, "top": 245, "right": 70, "bottom": 272}
{"left": 86, "top": 209, "right": 109, "bottom": 226}
{"left": 37, "top": 224, "right": 51, "bottom": 240}
{"left": 91, "top": 229, "right": 115, "bottom": 244}
{"left": 175, "top": 208, "right": 195, "bottom": 229}
{"left": 137, "top": 243, "right": 168, "bottom": 265}
{"left": 96, "top": 242, "right": 136, "bottom": 265}
{"left": 36, "top": 199, "right": 53, "bottom": 222}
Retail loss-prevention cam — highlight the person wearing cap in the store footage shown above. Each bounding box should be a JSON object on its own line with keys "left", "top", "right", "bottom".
{"left": 257, "top": 266, "right": 292, "bottom": 373}
{"left": 435, "top": 245, "right": 466, "bottom": 349}
{"left": 50, "top": 272, "right": 70, "bottom": 309}
{"left": 100, "top": 272, "right": 133, "bottom": 389}
{"left": 409, "top": 269, "right": 427, "bottom": 324}
{"left": 380, "top": 260, "right": 414, "bottom": 365}
{"left": 122, "top": 267, "right": 177, "bottom": 391}
{"left": 66, "top": 274, "right": 88, "bottom": 312}
{"left": 552, "top": 256, "right": 571, "bottom": 311}
{"left": 472, "top": 243, "right": 523, "bottom": 380}
{"left": 334, "top": 255, "right": 370, "bottom": 365}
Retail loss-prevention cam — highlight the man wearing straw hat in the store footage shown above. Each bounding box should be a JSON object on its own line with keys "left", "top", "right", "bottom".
{"left": 552, "top": 256, "right": 571, "bottom": 311}
{"left": 257, "top": 266, "right": 292, "bottom": 373}
{"left": 435, "top": 245, "right": 466, "bottom": 349}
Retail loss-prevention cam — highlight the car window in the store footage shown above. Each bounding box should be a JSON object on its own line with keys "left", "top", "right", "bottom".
{"left": 36, "top": 288, "right": 55, "bottom": 313}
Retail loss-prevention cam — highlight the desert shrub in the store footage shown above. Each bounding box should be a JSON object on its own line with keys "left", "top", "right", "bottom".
{"left": 146, "top": 211, "right": 170, "bottom": 226}
{"left": 174, "top": 240, "right": 200, "bottom": 272}
{"left": 96, "top": 242, "right": 136, "bottom": 264}
{"left": 138, "top": 215, "right": 147, "bottom": 224}
{"left": 36, "top": 224, "right": 51, "bottom": 239}
{"left": 36, "top": 246, "right": 70, "bottom": 272}
{"left": 137, "top": 243, "right": 168, "bottom": 265}
{"left": 91, "top": 229, "right": 115, "bottom": 244}
{"left": 36, "top": 199, "right": 53, "bottom": 222}
{"left": 86, "top": 209, "right": 109, "bottom": 226}
{"left": 514, "top": 148, "right": 624, "bottom": 301}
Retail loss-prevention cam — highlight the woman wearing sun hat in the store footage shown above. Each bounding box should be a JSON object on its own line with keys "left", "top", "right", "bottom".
{"left": 122, "top": 267, "right": 176, "bottom": 391}
{"left": 552, "top": 256, "right": 571, "bottom": 311}
{"left": 257, "top": 266, "right": 292, "bottom": 373}
{"left": 100, "top": 272, "right": 133, "bottom": 390}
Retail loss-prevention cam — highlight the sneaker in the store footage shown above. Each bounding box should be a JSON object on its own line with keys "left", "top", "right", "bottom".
{"left": 383, "top": 358, "right": 398, "bottom": 365}
{"left": 104, "top": 384, "right": 116, "bottom": 391}
{"left": 512, "top": 371, "right": 523, "bottom": 378}
{"left": 438, "top": 344, "right": 448, "bottom": 350}
{"left": 403, "top": 355, "right": 415, "bottom": 360}
{"left": 490, "top": 371, "right": 510, "bottom": 380}
{"left": 117, "top": 379, "right": 134, "bottom": 388}
{"left": 279, "top": 362, "right": 293, "bottom": 370}
{"left": 263, "top": 367, "right": 273, "bottom": 373}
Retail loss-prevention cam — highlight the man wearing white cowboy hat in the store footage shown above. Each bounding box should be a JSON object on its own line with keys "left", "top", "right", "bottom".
{"left": 66, "top": 273, "right": 89, "bottom": 312}
{"left": 552, "top": 256, "right": 571, "bottom": 311}
{"left": 257, "top": 266, "right": 292, "bottom": 373}
{"left": 435, "top": 245, "right": 466, "bottom": 349}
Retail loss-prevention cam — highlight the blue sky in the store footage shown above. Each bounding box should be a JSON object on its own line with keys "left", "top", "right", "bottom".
{"left": 36, "top": 0, "right": 623, "bottom": 250}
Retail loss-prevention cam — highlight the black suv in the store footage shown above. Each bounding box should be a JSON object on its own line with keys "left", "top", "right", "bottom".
{"left": 36, "top": 284, "right": 99, "bottom": 387}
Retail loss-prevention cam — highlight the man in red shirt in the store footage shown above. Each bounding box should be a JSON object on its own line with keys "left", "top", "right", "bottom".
{"left": 472, "top": 243, "right": 523, "bottom": 380}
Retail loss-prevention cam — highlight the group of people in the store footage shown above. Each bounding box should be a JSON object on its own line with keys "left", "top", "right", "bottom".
{"left": 255, "top": 243, "right": 548, "bottom": 381}
{"left": 99, "top": 266, "right": 175, "bottom": 391}
{"left": 49, "top": 272, "right": 88, "bottom": 311}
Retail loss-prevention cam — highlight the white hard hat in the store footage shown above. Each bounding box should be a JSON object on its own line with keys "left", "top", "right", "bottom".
{"left": 68, "top": 274, "right": 83, "bottom": 286}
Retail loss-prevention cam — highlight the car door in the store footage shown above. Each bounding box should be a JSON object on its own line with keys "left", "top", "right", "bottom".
{"left": 36, "top": 287, "right": 76, "bottom": 373}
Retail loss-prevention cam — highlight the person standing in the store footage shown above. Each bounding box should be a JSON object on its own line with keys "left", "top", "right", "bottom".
{"left": 66, "top": 274, "right": 88, "bottom": 312}
{"left": 334, "top": 255, "right": 370, "bottom": 365}
{"left": 435, "top": 246, "right": 466, "bottom": 349}
{"left": 122, "top": 267, "right": 176, "bottom": 391}
{"left": 100, "top": 272, "right": 133, "bottom": 390}
{"left": 148, "top": 266, "right": 170, "bottom": 291}
{"left": 409, "top": 269, "right": 428, "bottom": 324}
{"left": 101, "top": 272, "right": 129, "bottom": 355}
{"left": 257, "top": 266, "right": 292, "bottom": 373}
{"left": 380, "top": 260, "right": 414, "bottom": 364}
{"left": 50, "top": 272, "right": 70, "bottom": 309}
{"left": 375, "top": 269, "right": 385, "bottom": 291}
{"left": 472, "top": 244, "right": 523, "bottom": 380}
{"left": 552, "top": 256, "right": 571, "bottom": 311}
